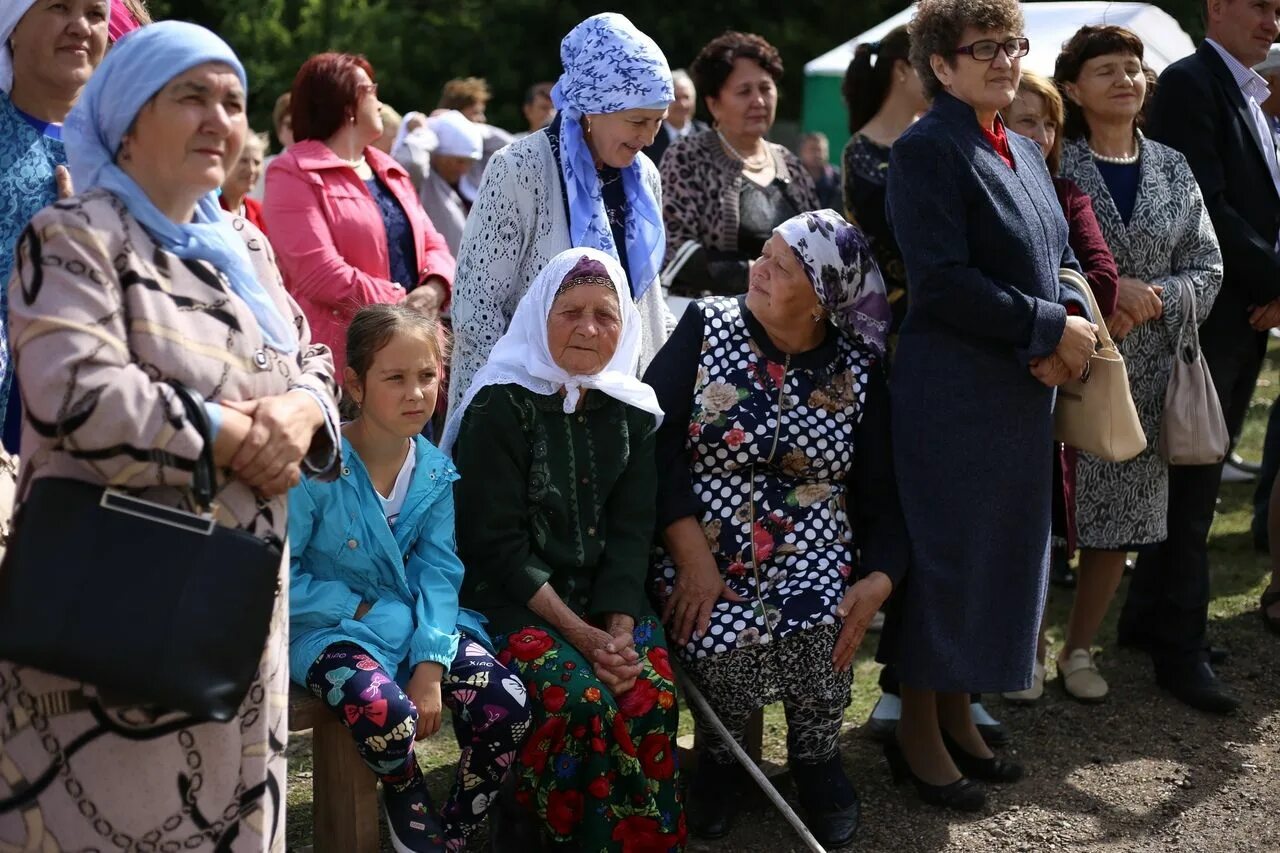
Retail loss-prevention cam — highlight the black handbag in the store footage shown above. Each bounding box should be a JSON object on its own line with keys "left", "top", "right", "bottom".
{"left": 0, "top": 383, "right": 282, "bottom": 723}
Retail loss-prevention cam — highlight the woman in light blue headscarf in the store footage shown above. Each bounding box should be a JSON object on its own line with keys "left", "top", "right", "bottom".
{"left": 447, "top": 12, "right": 675, "bottom": 415}
{"left": 0, "top": 21, "right": 340, "bottom": 850}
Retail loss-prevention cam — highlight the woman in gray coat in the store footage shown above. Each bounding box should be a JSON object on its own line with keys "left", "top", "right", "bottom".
{"left": 882, "top": 0, "right": 1096, "bottom": 811}
{"left": 1055, "top": 25, "right": 1222, "bottom": 703}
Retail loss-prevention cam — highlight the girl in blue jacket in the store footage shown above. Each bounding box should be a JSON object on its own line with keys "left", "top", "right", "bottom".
{"left": 289, "top": 305, "right": 530, "bottom": 853}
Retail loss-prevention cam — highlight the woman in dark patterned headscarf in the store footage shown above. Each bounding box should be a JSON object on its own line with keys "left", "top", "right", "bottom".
{"left": 645, "top": 209, "right": 905, "bottom": 847}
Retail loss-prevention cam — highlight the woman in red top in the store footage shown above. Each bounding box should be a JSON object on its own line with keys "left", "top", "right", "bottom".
{"left": 264, "top": 53, "right": 455, "bottom": 377}
{"left": 1000, "top": 70, "right": 1120, "bottom": 702}
{"left": 219, "top": 130, "right": 269, "bottom": 233}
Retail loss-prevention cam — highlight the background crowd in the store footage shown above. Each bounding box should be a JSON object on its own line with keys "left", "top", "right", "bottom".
{"left": 0, "top": 0, "right": 1278, "bottom": 852}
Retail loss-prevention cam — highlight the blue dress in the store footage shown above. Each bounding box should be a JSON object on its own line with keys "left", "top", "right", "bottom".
{"left": 884, "top": 92, "right": 1084, "bottom": 693}
{"left": 0, "top": 92, "right": 65, "bottom": 440}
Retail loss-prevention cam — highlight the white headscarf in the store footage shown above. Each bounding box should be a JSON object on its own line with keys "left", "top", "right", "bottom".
{"left": 0, "top": 0, "right": 39, "bottom": 94}
{"left": 439, "top": 247, "right": 663, "bottom": 455}
{"left": 390, "top": 110, "right": 431, "bottom": 160}
{"left": 427, "top": 109, "right": 483, "bottom": 160}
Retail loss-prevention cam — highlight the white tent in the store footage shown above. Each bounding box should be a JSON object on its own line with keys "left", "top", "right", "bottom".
{"left": 805, "top": 1, "right": 1195, "bottom": 78}
{"left": 802, "top": 2, "right": 1196, "bottom": 154}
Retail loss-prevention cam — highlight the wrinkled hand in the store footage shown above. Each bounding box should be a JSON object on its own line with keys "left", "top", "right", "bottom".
{"left": 1115, "top": 276, "right": 1163, "bottom": 324}
{"left": 407, "top": 663, "right": 444, "bottom": 740}
{"left": 1055, "top": 315, "right": 1098, "bottom": 377}
{"left": 55, "top": 165, "right": 74, "bottom": 199}
{"left": 833, "top": 572, "right": 893, "bottom": 672}
{"left": 599, "top": 613, "right": 640, "bottom": 694}
{"left": 1249, "top": 298, "right": 1280, "bottom": 331}
{"left": 222, "top": 390, "right": 325, "bottom": 496}
{"left": 662, "top": 557, "right": 745, "bottom": 646}
{"left": 570, "top": 622, "right": 641, "bottom": 695}
{"left": 406, "top": 278, "right": 447, "bottom": 320}
{"left": 1029, "top": 353, "right": 1074, "bottom": 387}
{"left": 1106, "top": 309, "right": 1136, "bottom": 341}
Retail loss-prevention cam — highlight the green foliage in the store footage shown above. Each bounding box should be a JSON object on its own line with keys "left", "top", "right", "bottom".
{"left": 148, "top": 0, "right": 1207, "bottom": 140}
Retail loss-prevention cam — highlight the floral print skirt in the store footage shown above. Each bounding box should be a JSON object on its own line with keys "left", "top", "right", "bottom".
{"left": 496, "top": 618, "right": 686, "bottom": 852}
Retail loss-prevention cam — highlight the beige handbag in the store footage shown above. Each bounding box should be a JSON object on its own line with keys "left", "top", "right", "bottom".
{"left": 1053, "top": 269, "right": 1147, "bottom": 462}
{"left": 1160, "top": 279, "right": 1229, "bottom": 465}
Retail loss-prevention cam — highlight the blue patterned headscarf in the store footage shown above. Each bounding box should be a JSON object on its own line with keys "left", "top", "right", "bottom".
{"left": 65, "top": 21, "right": 296, "bottom": 354}
{"left": 774, "top": 210, "right": 891, "bottom": 357}
{"left": 551, "top": 13, "right": 673, "bottom": 300}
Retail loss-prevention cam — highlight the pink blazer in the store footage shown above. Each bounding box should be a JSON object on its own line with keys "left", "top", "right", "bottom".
{"left": 263, "top": 140, "right": 456, "bottom": 376}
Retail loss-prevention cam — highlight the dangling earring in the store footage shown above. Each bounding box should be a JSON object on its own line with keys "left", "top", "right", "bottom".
{"left": 811, "top": 307, "right": 825, "bottom": 324}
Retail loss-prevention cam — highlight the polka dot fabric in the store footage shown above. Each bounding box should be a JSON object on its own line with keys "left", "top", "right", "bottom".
{"left": 651, "top": 297, "right": 873, "bottom": 660}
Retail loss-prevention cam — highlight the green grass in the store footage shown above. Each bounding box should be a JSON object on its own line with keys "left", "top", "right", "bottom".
{"left": 285, "top": 342, "right": 1280, "bottom": 851}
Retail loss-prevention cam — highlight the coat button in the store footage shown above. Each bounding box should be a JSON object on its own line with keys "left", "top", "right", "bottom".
{"left": 342, "top": 466, "right": 351, "bottom": 477}
{"left": 576, "top": 415, "right": 585, "bottom": 424}
{"left": 254, "top": 349, "right": 269, "bottom": 369}
{"left": 581, "top": 476, "right": 589, "bottom": 485}
{"left": 347, "top": 538, "right": 358, "bottom": 549}
{"left": 587, "top": 526, "right": 596, "bottom": 536}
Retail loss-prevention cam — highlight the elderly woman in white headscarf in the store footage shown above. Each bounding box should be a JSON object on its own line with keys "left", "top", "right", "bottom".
{"left": 0, "top": 22, "right": 339, "bottom": 848}
{"left": 646, "top": 210, "right": 903, "bottom": 847}
{"left": 447, "top": 247, "right": 684, "bottom": 852}
{"left": 419, "top": 109, "right": 483, "bottom": 256}
{"left": 0, "top": 0, "right": 112, "bottom": 451}
{"left": 447, "top": 12, "right": 675, "bottom": 413}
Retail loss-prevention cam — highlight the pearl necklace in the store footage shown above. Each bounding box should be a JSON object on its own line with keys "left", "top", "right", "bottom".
{"left": 717, "top": 129, "right": 770, "bottom": 172}
{"left": 1089, "top": 145, "right": 1139, "bottom": 165}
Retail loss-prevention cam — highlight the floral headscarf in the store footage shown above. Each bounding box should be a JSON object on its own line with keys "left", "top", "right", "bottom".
{"left": 773, "top": 209, "right": 891, "bottom": 357}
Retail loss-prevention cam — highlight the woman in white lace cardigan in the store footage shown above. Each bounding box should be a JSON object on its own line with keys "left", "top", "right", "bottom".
{"left": 448, "top": 13, "right": 676, "bottom": 411}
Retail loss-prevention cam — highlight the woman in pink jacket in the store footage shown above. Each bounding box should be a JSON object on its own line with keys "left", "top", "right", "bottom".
{"left": 265, "top": 52, "right": 455, "bottom": 377}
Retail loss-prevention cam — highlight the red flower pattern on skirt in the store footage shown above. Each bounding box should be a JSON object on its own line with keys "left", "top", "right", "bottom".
{"left": 546, "top": 788, "right": 584, "bottom": 836}
{"left": 617, "top": 678, "right": 659, "bottom": 719}
{"left": 507, "top": 627, "right": 555, "bottom": 661}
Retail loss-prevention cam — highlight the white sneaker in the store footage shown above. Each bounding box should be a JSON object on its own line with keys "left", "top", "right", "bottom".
{"left": 1002, "top": 661, "right": 1047, "bottom": 704}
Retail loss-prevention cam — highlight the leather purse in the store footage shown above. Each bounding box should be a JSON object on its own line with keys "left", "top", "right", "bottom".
{"left": 1160, "top": 279, "right": 1229, "bottom": 465}
{"left": 1053, "top": 269, "right": 1148, "bottom": 463}
{"left": 0, "top": 383, "right": 281, "bottom": 722}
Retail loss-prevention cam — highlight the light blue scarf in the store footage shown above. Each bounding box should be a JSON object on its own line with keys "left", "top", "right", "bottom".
{"left": 64, "top": 21, "right": 296, "bottom": 354}
{"left": 551, "top": 13, "right": 672, "bottom": 300}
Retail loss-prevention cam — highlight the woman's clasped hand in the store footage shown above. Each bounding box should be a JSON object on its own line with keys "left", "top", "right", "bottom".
{"left": 1030, "top": 314, "right": 1098, "bottom": 387}
{"left": 215, "top": 390, "right": 327, "bottom": 496}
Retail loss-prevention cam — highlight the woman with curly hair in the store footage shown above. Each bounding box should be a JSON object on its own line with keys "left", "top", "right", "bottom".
{"left": 880, "top": 0, "right": 1097, "bottom": 811}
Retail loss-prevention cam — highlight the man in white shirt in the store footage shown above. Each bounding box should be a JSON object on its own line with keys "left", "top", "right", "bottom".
{"left": 643, "top": 69, "right": 708, "bottom": 167}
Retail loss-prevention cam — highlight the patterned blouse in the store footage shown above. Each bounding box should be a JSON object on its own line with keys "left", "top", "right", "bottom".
{"left": 454, "top": 383, "right": 659, "bottom": 637}
{"left": 0, "top": 92, "right": 65, "bottom": 426}
{"left": 646, "top": 298, "right": 907, "bottom": 660}
{"left": 841, "top": 134, "right": 907, "bottom": 331}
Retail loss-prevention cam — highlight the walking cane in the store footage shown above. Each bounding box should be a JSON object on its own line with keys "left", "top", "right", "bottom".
{"left": 674, "top": 665, "right": 828, "bottom": 853}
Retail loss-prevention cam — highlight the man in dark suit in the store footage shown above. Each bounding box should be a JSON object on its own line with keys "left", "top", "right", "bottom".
{"left": 1135, "top": 0, "right": 1280, "bottom": 713}
{"left": 643, "top": 69, "right": 708, "bottom": 168}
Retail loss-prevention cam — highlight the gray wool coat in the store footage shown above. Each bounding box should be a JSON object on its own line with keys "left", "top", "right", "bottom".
{"left": 884, "top": 91, "right": 1084, "bottom": 693}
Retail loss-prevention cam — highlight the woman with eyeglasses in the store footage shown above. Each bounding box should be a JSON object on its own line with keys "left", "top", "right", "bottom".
{"left": 264, "top": 53, "right": 456, "bottom": 380}
{"left": 879, "top": 0, "right": 1097, "bottom": 811}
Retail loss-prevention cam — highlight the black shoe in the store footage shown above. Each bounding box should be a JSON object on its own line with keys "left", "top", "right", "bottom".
{"left": 1154, "top": 657, "right": 1240, "bottom": 714}
{"left": 489, "top": 774, "right": 543, "bottom": 852}
{"left": 791, "top": 754, "right": 860, "bottom": 848}
{"left": 1049, "top": 547, "right": 1076, "bottom": 589}
{"left": 382, "top": 777, "right": 445, "bottom": 853}
{"left": 940, "top": 731, "right": 1023, "bottom": 784}
{"left": 686, "top": 756, "right": 743, "bottom": 840}
{"left": 883, "top": 740, "right": 986, "bottom": 812}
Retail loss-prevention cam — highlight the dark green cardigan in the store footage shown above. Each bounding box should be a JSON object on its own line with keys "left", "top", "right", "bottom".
{"left": 454, "top": 383, "right": 658, "bottom": 638}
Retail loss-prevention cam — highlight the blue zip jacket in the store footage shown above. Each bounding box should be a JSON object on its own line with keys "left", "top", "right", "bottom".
{"left": 287, "top": 434, "right": 490, "bottom": 686}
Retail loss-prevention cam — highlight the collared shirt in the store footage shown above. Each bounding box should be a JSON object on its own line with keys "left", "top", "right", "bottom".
{"left": 1206, "top": 38, "right": 1280, "bottom": 210}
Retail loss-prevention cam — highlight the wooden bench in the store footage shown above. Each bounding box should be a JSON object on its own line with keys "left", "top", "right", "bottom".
{"left": 288, "top": 686, "right": 380, "bottom": 853}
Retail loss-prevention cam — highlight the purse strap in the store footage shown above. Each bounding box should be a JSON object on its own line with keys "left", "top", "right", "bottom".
{"left": 1175, "top": 278, "right": 1199, "bottom": 355}
{"left": 1058, "top": 268, "right": 1116, "bottom": 350}
{"left": 165, "top": 382, "right": 218, "bottom": 512}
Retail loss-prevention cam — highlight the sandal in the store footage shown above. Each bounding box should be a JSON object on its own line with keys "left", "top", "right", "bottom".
{"left": 1261, "top": 585, "right": 1280, "bottom": 636}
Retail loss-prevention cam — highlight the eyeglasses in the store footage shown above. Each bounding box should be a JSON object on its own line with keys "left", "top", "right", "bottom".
{"left": 954, "top": 37, "right": 1030, "bottom": 62}
{"left": 357, "top": 83, "right": 379, "bottom": 98}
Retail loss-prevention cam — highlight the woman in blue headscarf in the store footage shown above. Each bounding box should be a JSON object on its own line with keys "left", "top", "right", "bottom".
{"left": 447, "top": 12, "right": 675, "bottom": 414}
{"left": 0, "top": 22, "right": 339, "bottom": 850}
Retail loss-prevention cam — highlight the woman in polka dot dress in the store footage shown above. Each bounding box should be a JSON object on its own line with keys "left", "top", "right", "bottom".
{"left": 645, "top": 210, "right": 908, "bottom": 848}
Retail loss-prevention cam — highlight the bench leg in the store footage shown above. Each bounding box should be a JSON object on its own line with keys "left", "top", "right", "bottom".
{"left": 311, "top": 716, "right": 381, "bottom": 853}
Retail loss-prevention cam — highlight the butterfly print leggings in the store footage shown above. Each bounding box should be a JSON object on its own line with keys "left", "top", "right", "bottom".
{"left": 305, "top": 636, "right": 531, "bottom": 843}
